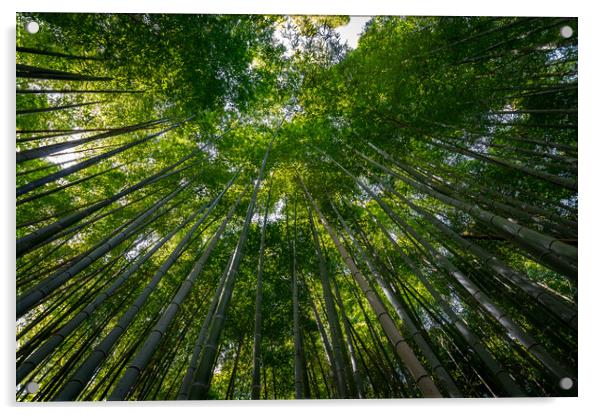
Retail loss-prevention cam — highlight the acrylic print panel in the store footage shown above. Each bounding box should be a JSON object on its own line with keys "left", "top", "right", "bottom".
{"left": 15, "top": 13, "right": 577, "bottom": 401}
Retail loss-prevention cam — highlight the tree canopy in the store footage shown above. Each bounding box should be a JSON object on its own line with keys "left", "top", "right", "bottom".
{"left": 16, "top": 14, "right": 577, "bottom": 400}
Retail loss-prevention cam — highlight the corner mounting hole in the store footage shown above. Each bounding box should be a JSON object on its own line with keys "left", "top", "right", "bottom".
{"left": 26, "top": 21, "right": 39, "bottom": 34}
{"left": 25, "top": 381, "right": 39, "bottom": 394}
{"left": 560, "top": 25, "right": 573, "bottom": 39}
{"left": 559, "top": 377, "right": 574, "bottom": 390}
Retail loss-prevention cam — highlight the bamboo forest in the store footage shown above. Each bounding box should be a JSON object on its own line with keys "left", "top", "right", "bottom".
{"left": 15, "top": 14, "right": 578, "bottom": 401}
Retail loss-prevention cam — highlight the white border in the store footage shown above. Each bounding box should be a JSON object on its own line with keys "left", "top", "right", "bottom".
{"left": 3, "top": 1, "right": 600, "bottom": 414}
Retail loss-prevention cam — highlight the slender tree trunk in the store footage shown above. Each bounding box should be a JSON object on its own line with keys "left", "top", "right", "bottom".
{"left": 292, "top": 196, "right": 305, "bottom": 399}
{"left": 353, "top": 143, "right": 578, "bottom": 279}
{"left": 16, "top": 163, "right": 127, "bottom": 206}
{"left": 380, "top": 114, "right": 578, "bottom": 191}
{"left": 16, "top": 201, "right": 209, "bottom": 384}
{"left": 356, "top": 170, "right": 575, "bottom": 384}
{"left": 225, "top": 334, "right": 245, "bottom": 400}
{"left": 431, "top": 137, "right": 577, "bottom": 191}
{"left": 20, "top": 188, "right": 158, "bottom": 264}
{"left": 299, "top": 176, "right": 442, "bottom": 398}
{"left": 309, "top": 293, "right": 336, "bottom": 378}
{"left": 17, "top": 148, "right": 200, "bottom": 257}
{"left": 337, "top": 257, "right": 407, "bottom": 398}
{"left": 17, "top": 101, "right": 107, "bottom": 116}
{"left": 306, "top": 200, "right": 353, "bottom": 398}
{"left": 17, "top": 46, "right": 105, "bottom": 60}
{"left": 330, "top": 270, "right": 364, "bottom": 398}
{"left": 17, "top": 185, "right": 185, "bottom": 317}
{"left": 393, "top": 190, "right": 577, "bottom": 329}
{"left": 406, "top": 151, "right": 577, "bottom": 236}
{"left": 108, "top": 174, "right": 241, "bottom": 400}
{"left": 176, "top": 245, "right": 231, "bottom": 399}
{"left": 52, "top": 188, "right": 215, "bottom": 400}
{"left": 17, "top": 119, "right": 190, "bottom": 197}
{"left": 330, "top": 199, "right": 463, "bottom": 397}
{"left": 17, "top": 64, "right": 112, "bottom": 81}
{"left": 307, "top": 330, "right": 332, "bottom": 398}
{"left": 17, "top": 119, "right": 167, "bottom": 163}
{"left": 188, "top": 133, "right": 276, "bottom": 400}
{"left": 17, "top": 89, "right": 143, "bottom": 94}
{"left": 251, "top": 182, "right": 272, "bottom": 399}
{"left": 365, "top": 207, "right": 534, "bottom": 396}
